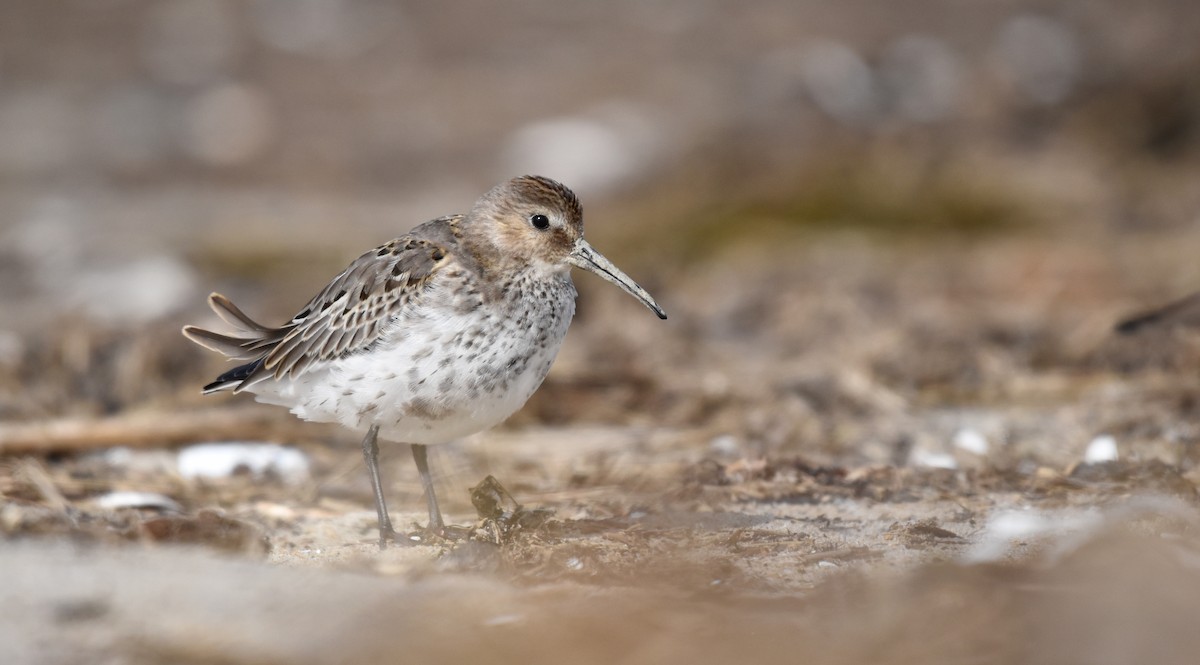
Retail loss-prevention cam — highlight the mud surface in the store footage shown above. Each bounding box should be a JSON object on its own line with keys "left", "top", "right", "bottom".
{"left": 6, "top": 231, "right": 1200, "bottom": 664}
{"left": 6, "top": 1, "right": 1200, "bottom": 662}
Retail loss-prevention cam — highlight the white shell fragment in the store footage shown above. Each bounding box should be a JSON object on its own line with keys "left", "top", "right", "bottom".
{"left": 963, "top": 508, "right": 1105, "bottom": 564}
{"left": 1083, "top": 435, "right": 1119, "bottom": 464}
{"left": 177, "top": 443, "right": 310, "bottom": 484}
{"left": 93, "top": 491, "right": 183, "bottom": 513}
{"left": 911, "top": 449, "right": 958, "bottom": 470}
{"left": 952, "top": 428, "right": 989, "bottom": 456}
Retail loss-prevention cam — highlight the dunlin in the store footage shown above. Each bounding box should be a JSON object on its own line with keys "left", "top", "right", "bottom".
{"left": 183, "top": 176, "right": 666, "bottom": 546}
{"left": 1115, "top": 291, "right": 1200, "bottom": 334}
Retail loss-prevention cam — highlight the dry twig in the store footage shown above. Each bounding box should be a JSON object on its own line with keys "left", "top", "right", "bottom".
{"left": 0, "top": 408, "right": 294, "bottom": 456}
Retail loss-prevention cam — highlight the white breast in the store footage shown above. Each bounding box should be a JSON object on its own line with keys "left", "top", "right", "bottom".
{"left": 248, "top": 271, "right": 577, "bottom": 445}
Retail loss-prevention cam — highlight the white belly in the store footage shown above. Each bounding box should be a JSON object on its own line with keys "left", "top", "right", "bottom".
{"left": 248, "top": 276, "right": 576, "bottom": 445}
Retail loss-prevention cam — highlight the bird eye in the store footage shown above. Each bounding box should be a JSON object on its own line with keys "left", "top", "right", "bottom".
{"left": 530, "top": 214, "right": 551, "bottom": 230}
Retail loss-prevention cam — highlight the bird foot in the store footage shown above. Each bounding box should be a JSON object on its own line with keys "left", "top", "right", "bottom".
{"left": 376, "top": 526, "right": 424, "bottom": 549}
{"left": 375, "top": 523, "right": 469, "bottom": 549}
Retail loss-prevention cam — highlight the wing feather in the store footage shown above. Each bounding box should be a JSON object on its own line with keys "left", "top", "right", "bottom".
{"left": 183, "top": 216, "right": 463, "bottom": 392}
{"left": 181, "top": 327, "right": 261, "bottom": 359}
{"left": 258, "top": 238, "right": 449, "bottom": 380}
{"left": 209, "top": 293, "right": 273, "bottom": 333}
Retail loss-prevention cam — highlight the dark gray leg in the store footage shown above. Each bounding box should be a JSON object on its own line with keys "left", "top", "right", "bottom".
{"left": 360, "top": 425, "right": 401, "bottom": 548}
{"left": 410, "top": 444, "right": 446, "bottom": 536}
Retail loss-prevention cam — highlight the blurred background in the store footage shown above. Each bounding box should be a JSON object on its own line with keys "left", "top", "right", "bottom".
{"left": 6, "top": 2, "right": 1200, "bottom": 662}
{"left": 5, "top": 0, "right": 1200, "bottom": 468}
{"left": 4, "top": 0, "right": 1200, "bottom": 450}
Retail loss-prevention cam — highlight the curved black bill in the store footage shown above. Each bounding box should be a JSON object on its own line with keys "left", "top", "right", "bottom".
{"left": 567, "top": 240, "right": 667, "bottom": 320}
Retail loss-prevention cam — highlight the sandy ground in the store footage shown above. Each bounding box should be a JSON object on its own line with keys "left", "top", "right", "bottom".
{"left": 5, "top": 226, "right": 1200, "bottom": 664}
{"left": 5, "top": 1, "right": 1200, "bottom": 662}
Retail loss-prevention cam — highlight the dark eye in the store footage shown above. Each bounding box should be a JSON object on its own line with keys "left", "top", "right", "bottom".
{"left": 530, "top": 214, "right": 551, "bottom": 230}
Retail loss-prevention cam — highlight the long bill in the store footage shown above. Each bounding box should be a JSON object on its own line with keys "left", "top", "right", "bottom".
{"left": 567, "top": 239, "right": 668, "bottom": 320}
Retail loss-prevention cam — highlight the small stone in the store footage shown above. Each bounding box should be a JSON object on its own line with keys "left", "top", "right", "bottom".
{"left": 1084, "top": 435, "right": 1119, "bottom": 464}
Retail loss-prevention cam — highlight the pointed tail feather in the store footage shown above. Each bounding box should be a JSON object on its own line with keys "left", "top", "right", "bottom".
{"left": 182, "top": 325, "right": 264, "bottom": 360}
{"left": 208, "top": 292, "right": 274, "bottom": 333}
{"left": 185, "top": 293, "right": 288, "bottom": 393}
{"left": 202, "top": 358, "right": 266, "bottom": 393}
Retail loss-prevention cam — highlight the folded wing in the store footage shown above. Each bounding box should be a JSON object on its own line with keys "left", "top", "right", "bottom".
{"left": 183, "top": 228, "right": 455, "bottom": 393}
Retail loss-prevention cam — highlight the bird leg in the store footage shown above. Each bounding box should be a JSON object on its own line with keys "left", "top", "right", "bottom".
{"left": 360, "top": 424, "right": 406, "bottom": 548}
{"left": 360, "top": 429, "right": 457, "bottom": 546}
{"left": 410, "top": 443, "right": 447, "bottom": 537}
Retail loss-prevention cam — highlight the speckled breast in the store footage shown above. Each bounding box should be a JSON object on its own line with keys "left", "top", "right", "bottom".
{"left": 276, "top": 269, "right": 579, "bottom": 444}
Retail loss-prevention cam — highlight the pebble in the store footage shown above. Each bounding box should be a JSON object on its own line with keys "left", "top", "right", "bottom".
{"left": 1084, "top": 435, "right": 1119, "bottom": 464}
{"left": 177, "top": 443, "right": 310, "bottom": 484}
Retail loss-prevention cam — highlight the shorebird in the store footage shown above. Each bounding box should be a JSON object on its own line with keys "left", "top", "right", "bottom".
{"left": 183, "top": 175, "right": 666, "bottom": 546}
{"left": 1116, "top": 291, "right": 1200, "bottom": 335}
